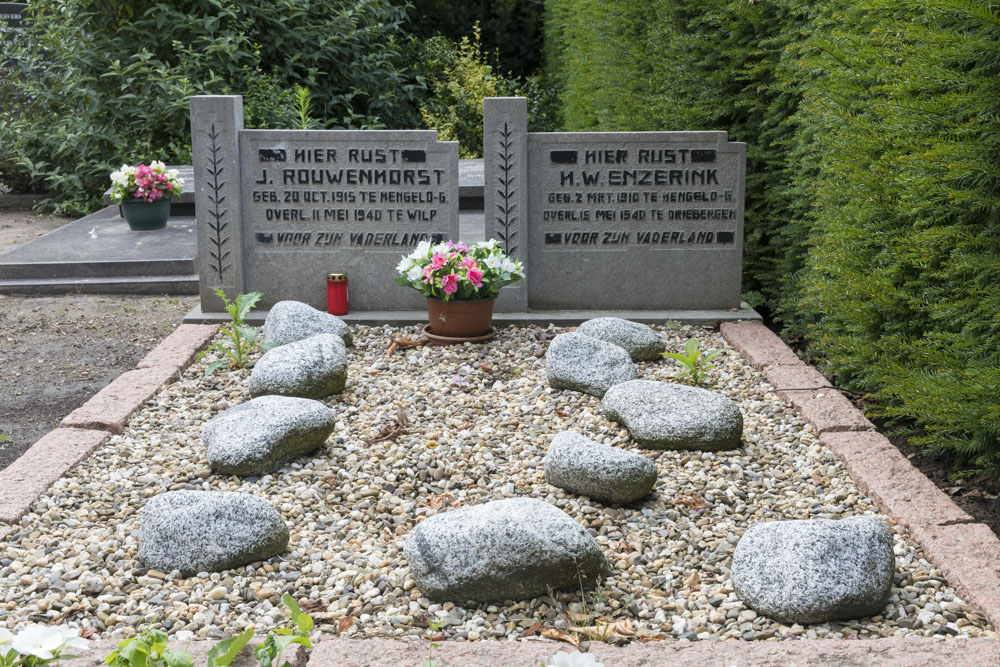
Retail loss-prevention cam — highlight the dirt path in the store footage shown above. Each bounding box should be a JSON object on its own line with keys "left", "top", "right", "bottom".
{"left": 0, "top": 211, "right": 196, "bottom": 471}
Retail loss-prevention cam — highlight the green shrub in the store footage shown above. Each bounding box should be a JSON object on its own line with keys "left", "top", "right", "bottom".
{"left": 0, "top": 0, "right": 421, "bottom": 215}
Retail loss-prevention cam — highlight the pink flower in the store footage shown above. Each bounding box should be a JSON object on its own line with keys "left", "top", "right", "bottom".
{"left": 461, "top": 257, "right": 478, "bottom": 270}
{"left": 455, "top": 243, "right": 470, "bottom": 252}
{"left": 441, "top": 274, "right": 458, "bottom": 294}
{"left": 421, "top": 266, "right": 435, "bottom": 283}
{"left": 466, "top": 267, "right": 483, "bottom": 288}
{"left": 430, "top": 254, "right": 446, "bottom": 269}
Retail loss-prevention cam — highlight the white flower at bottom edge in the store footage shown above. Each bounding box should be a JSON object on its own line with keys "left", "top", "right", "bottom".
{"left": 396, "top": 255, "right": 412, "bottom": 273}
{"left": 54, "top": 625, "right": 90, "bottom": 652}
{"left": 11, "top": 625, "right": 64, "bottom": 660}
{"left": 547, "top": 650, "right": 604, "bottom": 667}
{"left": 0, "top": 628, "right": 13, "bottom": 657}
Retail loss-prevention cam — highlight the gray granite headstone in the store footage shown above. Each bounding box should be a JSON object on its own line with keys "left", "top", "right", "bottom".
{"left": 189, "top": 95, "right": 460, "bottom": 314}
{"left": 526, "top": 128, "right": 746, "bottom": 310}
{"left": 0, "top": 3, "right": 27, "bottom": 30}
{"left": 191, "top": 96, "right": 247, "bottom": 313}
{"left": 239, "top": 129, "right": 458, "bottom": 311}
{"left": 484, "top": 97, "right": 528, "bottom": 312}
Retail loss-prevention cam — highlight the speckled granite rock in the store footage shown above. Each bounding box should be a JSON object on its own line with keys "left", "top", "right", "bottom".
{"left": 404, "top": 498, "right": 607, "bottom": 602}
{"left": 261, "top": 300, "right": 352, "bottom": 346}
{"left": 249, "top": 334, "right": 347, "bottom": 399}
{"left": 203, "top": 396, "right": 336, "bottom": 475}
{"left": 602, "top": 379, "right": 742, "bottom": 450}
{"left": 544, "top": 431, "right": 656, "bottom": 504}
{"left": 546, "top": 332, "right": 636, "bottom": 397}
{"left": 575, "top": 318, "right": 666, "bottom": 361}
{"left": 732, "top": 517, "right": 894, "bottom": 624}
{"left": 139, "top": 491, "right": 288, "bottom": 576}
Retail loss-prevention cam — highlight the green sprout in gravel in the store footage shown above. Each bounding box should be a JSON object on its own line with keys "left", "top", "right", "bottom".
{"left": 254, "top": 594, "right": 313, "bottom": 667}
{"left": 199, "top": 289, "right": 276, "bottom": 376}
{"left": 662, "top": 338, "right": 720, "bottom": 386}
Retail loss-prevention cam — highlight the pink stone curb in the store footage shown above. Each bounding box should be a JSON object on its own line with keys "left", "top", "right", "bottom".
{"left": 0, "top": 428, "right": 110, "bottom": 524}
{"left": 137, "top": 324, "right": 220, "bottom": 371}
{"left": 305, "top": 636, "right": 1000, "bottom": 666}
{"left": 722, "top": 320, "right": 1000, "bottom": 631}
{"left": 59, "top": 365, "right": 181, "bottom": 433}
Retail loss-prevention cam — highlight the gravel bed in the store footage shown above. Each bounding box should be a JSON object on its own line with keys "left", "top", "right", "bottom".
{"left": 0, "top": 324, "right": 994, "bottom": 643}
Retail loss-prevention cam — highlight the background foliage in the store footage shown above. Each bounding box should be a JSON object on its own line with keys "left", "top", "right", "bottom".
{"left": 545, "top": 0, "right": 1000, "bottom": 476}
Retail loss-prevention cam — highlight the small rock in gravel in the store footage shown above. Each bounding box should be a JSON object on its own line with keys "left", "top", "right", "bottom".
{"left": 249, "top": 334, "right": 347, "bottom": 399}
{"left": 546, "top": 332, "right": 636, "bottom": 397}
{"left": 139, "top": 491, "right": 289, "bottom": 576}
{"left": 543, "top": 431, "right": 656, "bottom": 504}
{"left": 203, "top": 396, "right": 336, "bottom": 475}
{"left": 575, "top": 317, "right": 665, "bottom": 361}
{"left": 731, "top": 517, "right": 894, "bottom": 624}
{"left": 602, "top": 379, "right": 742, "bottom": 450}
{"left": 404, "top": 498, "right": 607, "bottom": 602}
{"left": 261, "top": 300, "right": 352, "bottom": 346}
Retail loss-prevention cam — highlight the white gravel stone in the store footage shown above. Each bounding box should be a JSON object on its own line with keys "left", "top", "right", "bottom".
{"left": 732, "top": 517, "right": 895, "bottom": 624}
{"left": 575, "top": 317, "right": 665, "bottom": 361}
{"left": 404, "top": 498, "right": 607, "bottom": 602}
{"left": 261, "top": 300, "right": 352, "bottom": 346}
{"left": 544, "top": 431, "right": 656, "bottom": 504}
{"left": 602, "top": 379, "right": 743, "bottom": 450}
{"left": 249, "top": 333, "right": 347, "bottom": 399}
{"left": 546, "top": 332, "right": 636, "bottom": 397}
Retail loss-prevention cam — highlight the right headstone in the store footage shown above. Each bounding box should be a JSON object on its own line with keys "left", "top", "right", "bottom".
{"left": 487, "top": 97, "right": 745, "bottom": 312}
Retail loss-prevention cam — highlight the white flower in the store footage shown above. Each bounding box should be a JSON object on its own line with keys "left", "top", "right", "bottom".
{"left": 483, "top": 254, "right": 501, "bottom": 270}
{"left": 431, "top": 242, "right": 450, "bottom": 255}
{"left": 547, "top": 651, "right": 604, "bottom": 667}
{"left": 500, "top": 257, "right": 519, "bottom": 273}
{"left": 396, "top": 255, "right": 412, "bottom": 274}
{"left": 0, "top": 628, "right": 13, "bottom": 657}
{"left": 476, "top": 238, "right": 499, "bottom": 249}
{"left": 406, "top": 265, "right": 423, "bottom": 282}
{"left": 150, "top": 160, "right": 166, "bottom": 171}
{"left": 54, "top": 625, "right": 89, "bottom": 652}
{"left": 12, "top": 625, "right": 64, "bottom": 660}
{"left": 410, "top": 240, "right": 432, "bottom": 259}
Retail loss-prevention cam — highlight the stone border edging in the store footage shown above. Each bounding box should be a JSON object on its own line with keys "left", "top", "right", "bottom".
{"left": 0, "top": 324, "right": 219, "bottom": 540}
{"left": 720, "top": 320, "right": 1000, "bottom": 629}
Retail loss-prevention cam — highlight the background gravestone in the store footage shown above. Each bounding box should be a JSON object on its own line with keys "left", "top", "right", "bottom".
{"left": 0, "top": 3, "right": 27, "bottom": 30}
{"left": 527, "top": 131, "right": 746, "bottom": 310}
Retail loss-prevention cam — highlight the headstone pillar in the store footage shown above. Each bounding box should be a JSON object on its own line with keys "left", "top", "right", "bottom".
{"left": 484, "top": 97, "right": 528, "bottom": 313}
{"left": 190, "top": 95, "right": 246, "bottom": 313}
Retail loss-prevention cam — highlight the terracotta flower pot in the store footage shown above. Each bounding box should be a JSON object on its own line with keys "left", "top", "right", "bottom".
{"left": 426, "top": 297, "right": 495, "bottom": 338}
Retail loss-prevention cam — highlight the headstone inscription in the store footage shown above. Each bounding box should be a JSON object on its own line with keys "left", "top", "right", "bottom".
{"left": 190, "top": 96, "right": 459, "bottom": 313}
{"left": 484, "top": 98, "right": 746, "bottom": 312}
{"left": 0, "top": 3, "right": 27, "bottom": 30}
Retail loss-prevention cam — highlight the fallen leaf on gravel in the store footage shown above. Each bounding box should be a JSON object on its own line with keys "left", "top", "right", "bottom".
{"left": 337, "top": 616, "right": 356, "bottom": 634}
{"left": 683, "top": 570, "right": 700, "bottom": 589}
{"left": 300, "top": 600, "right": 326, "bottom": 613}
{"left": 522, "top": 620, "right": 544, "bottom": 637}
{"left": 675, "top": 494, "right": 707, "bottom": 510}
{"left": 79, "top": 627, "right": 98, "bottom": 639}
{"left": 570, "top": 619, "right": 635, "bottom": 642}
{"left": 478, "top": 362, "right": 493, "bottom": 374}
{"left": 540, "top": 626, "right": 579, "bottom": 646}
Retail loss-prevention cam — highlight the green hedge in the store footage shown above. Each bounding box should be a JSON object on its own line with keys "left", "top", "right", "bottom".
{"left": 544, "top": 0, "right": 1000, "bottom": 475}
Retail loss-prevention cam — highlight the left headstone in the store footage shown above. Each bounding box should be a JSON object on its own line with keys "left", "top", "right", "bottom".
{"left": 190, "top": 96, "right": 460, "bottom": 314}
{"left": 0, "top": 3, "right": 27, "bottom": 30}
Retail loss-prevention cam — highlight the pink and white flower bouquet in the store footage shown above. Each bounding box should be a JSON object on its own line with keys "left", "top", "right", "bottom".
{"left": 395, "top": 239, "right": 525, "bottom": 301}
{"left": 109, "top": 161, "right": 184, "bottom": 204}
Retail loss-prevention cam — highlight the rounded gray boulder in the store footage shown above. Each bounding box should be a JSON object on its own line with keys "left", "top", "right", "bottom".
{"left": 544, "top": 431, "right": 656, "bottom": 504}
{"left": 203, "top": 395, "right": 336, "bottom": 475}
{"left": 732, "top": 517, "right": 894, "bottom": 624}
{"left": 261, "top": 300, "right": 352, "bottom": 346}
{"left": 546, "top": 332, "right": 637, "bottom": 397}
{"left": 139, "top": 491, "right": 288, "bottom": 576}
{"left": 602, "top": 379, "right": 742, "bottom": 450}
{"left": 404, "top": 498, "right": 607, "bottom": 602}
{"left": 249, "top": 333, "right": 347, "bottom": 399}
{"left": 575, "top": 317, "right": 666, "bottom": 361}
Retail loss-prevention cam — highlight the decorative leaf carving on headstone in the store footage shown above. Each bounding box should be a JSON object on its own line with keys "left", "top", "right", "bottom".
{"left": 495, "top": 120, "right": 518, "bottom": 257}
{"left": 205, "top": 122, "right": 231, "bottom": 283}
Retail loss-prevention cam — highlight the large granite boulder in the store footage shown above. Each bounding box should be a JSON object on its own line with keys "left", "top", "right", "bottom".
{"left": 404, "top": 498, "right": 607, "bottom": 602}
{"left": 139, "top": 491, "right": 288, "bottom": 576}
{"left": 203, "top": 396, "right": 336, "bottom": 475}
{"left": 546, "top": 332, "right": 636, "bottom": 397}
{"left": 575, "top": 318, "right": 665, "bottom": 361}
{"left": 602, "top": 380, "right": 742, "bottom": 450}
{"left": 544, "top": 431, "right": 656, "bottom": 504}
{"left": 249, "top": 334, "right": 347, "bottom": 399}
{"left": 261, "top": 300, "right": 352, "bottom": 346}
{"left": 731, "top": 517, "right": 894, "bottom": 624}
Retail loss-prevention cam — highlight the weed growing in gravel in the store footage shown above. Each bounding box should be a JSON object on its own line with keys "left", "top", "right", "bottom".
{"left": 199, "top": 289, "right": 275, "bottom": 376}
{"left": 662, "top": 338, "right": 720, "bottom": 385}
